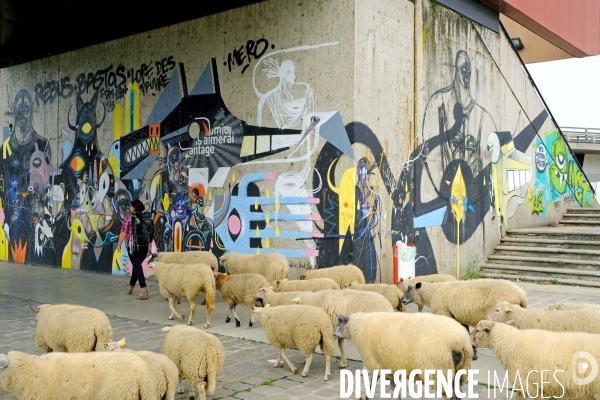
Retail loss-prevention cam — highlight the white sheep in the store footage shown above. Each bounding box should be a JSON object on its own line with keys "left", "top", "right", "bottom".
{"left": 250, "top": 305, "right": 335, "bottom": 381}
{"left": 300, "top": 264, "right": 365, "bottom": 288}
{"left": 146, "top": 262, "right": 216, "bottom": 328}
{"left": 0, "top": 351, "right": 158, "bottom": 399}
{"left": 273, "top": 278, "right": 339, "bottom": 292}
{"left": 154, "top": 250, "right": 218, "bottom": 272}
{"left": 334, "top": 312, "right": 473, "bottom": 400}
{"left": 472, "top": 320, "right": 600, "bottom": 400}
{"left": 546, "top": 301, "right": 600, "bottom": 311}
{"left": 487, "top": 301, "right": 600, "bottom": 333}
{"left": 27, "top": 304, "right": 113, "bottom": 353}
{"left": 344, "top": 282, "right": 407, "bottom": 312}
{"left": 256, "top": 287, "right": 393, "bottom": 368}
{"left": 214, "top": 272, "right": 269, "bottom": 327}
{"left": 116, "top": 349, "right": 179, "bottom": 400}
{"left": 162, "top": 325, "right": 225, "bottom": 400}
{"left": 396, "top": 273, "right": 457, "bottom": 309}
{"left": 401, "top": 278, "right": 528, "bottom": 360}
{"left": 401, "top": 279, "right": 528, "bottom": 327}
{"left": 219, "top": 252, "right": 290, "bottom": 283}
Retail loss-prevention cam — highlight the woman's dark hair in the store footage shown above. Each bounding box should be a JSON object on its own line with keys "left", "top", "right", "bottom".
{"left": 130, "top": 199, "right": 145, "bottom": 212}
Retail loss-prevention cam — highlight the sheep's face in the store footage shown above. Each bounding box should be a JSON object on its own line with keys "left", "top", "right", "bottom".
{"left": 250, "top": 307, "right": 263, "bottom": 325}
{"left": 401, "top": 284, "right": 419, "bottom": 305}
{"left": 334, "top": 314, "right": 351, "bottom": 339}
{"left": 218, "top": 254, "right": 229, "bottom": 267}
{"left": 255, "top": 287, "right": 270, "bottom": 307}
{"left": 485, "top": 301, "right": 513, "bottom": 322}
{"left": 146, "top": 263, "right": 157, "bottom": 280}
{"left": 0, "top": 354, "right": 8, "bottom": 370}
{"left": 471, "top": 320, "right": 494, "bottom": 348}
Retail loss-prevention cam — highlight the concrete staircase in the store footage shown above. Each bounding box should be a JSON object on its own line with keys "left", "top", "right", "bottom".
{"left": 481, "top": 207, "right": 600, "bottom": 287}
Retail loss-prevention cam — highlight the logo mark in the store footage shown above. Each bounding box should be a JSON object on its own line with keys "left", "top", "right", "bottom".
{"left": 572, "top": 351, "right": 598, "bottom": 385}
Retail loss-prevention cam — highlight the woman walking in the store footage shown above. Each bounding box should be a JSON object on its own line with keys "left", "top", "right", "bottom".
{"left": 117, "top": 199, "right": 150, "bottom": 300}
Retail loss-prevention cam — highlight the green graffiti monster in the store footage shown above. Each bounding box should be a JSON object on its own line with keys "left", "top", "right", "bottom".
{"left": 550, "top": 139, "right": 568, "bottom": 194}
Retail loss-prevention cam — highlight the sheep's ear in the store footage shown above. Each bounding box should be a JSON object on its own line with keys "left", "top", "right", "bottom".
{"left": 0, "top": 355, "right": 8, "bottom": 369}
{"left": 275, "top": 281, "right": 280, "bottom": 285}
{"left": 481, "top": 326, "right": 491, "bottom": 333}
{"left": 505, "top": 320, "right": 514, "bottom": 326}
{"left": 415, "top": 282, "right": 422, "bottom": 289}
{"left": 408, "top": 276, "right": 413, "bottom": 280}
{"left": 398, "top": 278, "right": 404, "bottom": 283}
{"left": 27, "top": 305, "right": 41, "bottom": 313}
{"left": 337, "top": 314, "right": 350, "bottom": 323}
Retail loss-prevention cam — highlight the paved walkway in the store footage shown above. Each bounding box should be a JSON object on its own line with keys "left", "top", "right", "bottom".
{"left": 1, "top": 261, "right": 600, "bottom": 399}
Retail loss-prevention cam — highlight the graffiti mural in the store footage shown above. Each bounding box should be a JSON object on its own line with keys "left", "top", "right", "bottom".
{"left": 530, "top": 130, "right": 594, "bottom": 216}
{"left": 0, "top": 6, "right": 594, "bottom": 285}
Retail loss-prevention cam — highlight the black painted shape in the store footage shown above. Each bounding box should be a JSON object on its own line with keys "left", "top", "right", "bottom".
{"left": 513, "top": 110, "right": 548, "bottom": 152}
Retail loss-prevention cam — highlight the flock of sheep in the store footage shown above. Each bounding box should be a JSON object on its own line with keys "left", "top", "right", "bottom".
{"left": 1, "top": 249, "right": 600, "bottom": 400}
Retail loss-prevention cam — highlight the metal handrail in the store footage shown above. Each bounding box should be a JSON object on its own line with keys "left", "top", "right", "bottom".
{"left": 560, "top": 127, "right": 600, "bottom": 143}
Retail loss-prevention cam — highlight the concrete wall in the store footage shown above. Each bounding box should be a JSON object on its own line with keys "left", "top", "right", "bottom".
{"left": 0, "top": 0, "right": 593, "bottom": 281}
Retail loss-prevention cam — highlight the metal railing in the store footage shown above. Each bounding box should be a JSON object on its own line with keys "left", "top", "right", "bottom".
{"left": 561, "top": 127, "right": 600, "bottom": 144}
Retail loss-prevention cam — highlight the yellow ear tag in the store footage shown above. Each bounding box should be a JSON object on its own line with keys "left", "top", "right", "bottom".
{"left": 505, "top": 308, "right": 511, "bottom": 312}
{"left": 266, "top": 304, "right": 271, "bottom": 307}
{"left": 119, "top": 339, "right": 126, "bottom": 347}
{"left": 269, "top": 285, "right": 274, "bottom": 290}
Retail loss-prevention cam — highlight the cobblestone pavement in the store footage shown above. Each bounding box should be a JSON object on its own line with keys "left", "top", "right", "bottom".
{"left": 1, "top": 292, "right": 554, "bottom": 400}
{"left": 3, "top": 262, "right": 600, "bottom": 400}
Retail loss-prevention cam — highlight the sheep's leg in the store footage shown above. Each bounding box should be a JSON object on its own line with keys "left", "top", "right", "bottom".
{"left": 168, "top": 296, "right": 185, "bottom": 321}
{"left": 196, "top": 382, "right": 206, "bottom": 400}
{"left": 338, "top": 338, "right": 347, "bottom": 368}
{"left": 232, "top": 307, "right": 241, "bottom": 327}
{"left": 188, "top": 385, "right": 196, "bottom": 400}
{"left": 177, "top": 376, "right": 185, "bottom": 394}
{"left": 323, "top": 353, "right": 331, "bottom": 381}
{"left": 302, "top": 352, "right": 313, "bottom": 377}
{"left": 461, "top": 323, "right": 477, "bottom": 360}
{"left": 187, "top": 296, "right": 196, "bottom": 325}
{"left": 273, "top": 351, "right": 282, "bottom": 368}
{"left": 280, "top": 348, "right": 297, "bottom": 374}
{"left": 204, "top": 301, "right": 212, "bottom": 329}
{"left": 225, "top": 306, "right": 233, "bottom": 323}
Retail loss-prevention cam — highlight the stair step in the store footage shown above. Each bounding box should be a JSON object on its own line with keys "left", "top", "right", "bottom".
{"left": 481, "top": 263, "right": 600, "bottom": 280}
{"left": 506, "top": 228, "right": 600, "bottom": 241}
{"left": 494, "top": 245, "right": 600, "bottom": 260}
{"left": 501, "top": 237, "right": 600, "bottom": 250}
{"left": 487, "top": 254, "right": 600, "bottom": 269}
{"left": 480, "top": 271, "right": 600, "bottom": 288}
{"left": 566, "top": 208, "right": 600, "bottom": 214}
{"left": 559, "top": 219, "right": 600, "bottom": 225}
{"left": 562, "top": 214, "right": 600, "bottom": 221}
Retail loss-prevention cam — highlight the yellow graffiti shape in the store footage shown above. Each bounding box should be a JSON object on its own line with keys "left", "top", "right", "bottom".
{"left": 451, "top": 165, "right": 466, "bottom": 224}
{"left": 162, "top": 193, "right": 170, "bottom": 211}
{"left": 113, "top": 103, "right": 122, "bottom": 140}
{"left": 108, "top": 152, "right": 121, "bottom": 177}
{"left": 328, "top": 159, "right": 356, "bottom": 253}
{"left": 0, "top": 228, "right": 8, "bottom": 262}
{"left": 62, "top": 219, "right": 88, "bottom": 270}
{"left": 451, "top": 165, "right": 466, "bottom": 279}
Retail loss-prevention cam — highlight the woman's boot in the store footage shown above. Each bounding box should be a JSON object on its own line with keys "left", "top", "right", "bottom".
{"left": 126, "top": 285, "right": 134, "bottom": 295}
{"left": 137, "top": 287, "right": 149, "bottom": 300}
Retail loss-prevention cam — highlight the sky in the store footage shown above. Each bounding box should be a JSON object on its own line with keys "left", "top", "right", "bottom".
{"left": 527, "top": 54, "right": 600, "bottom": 129}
